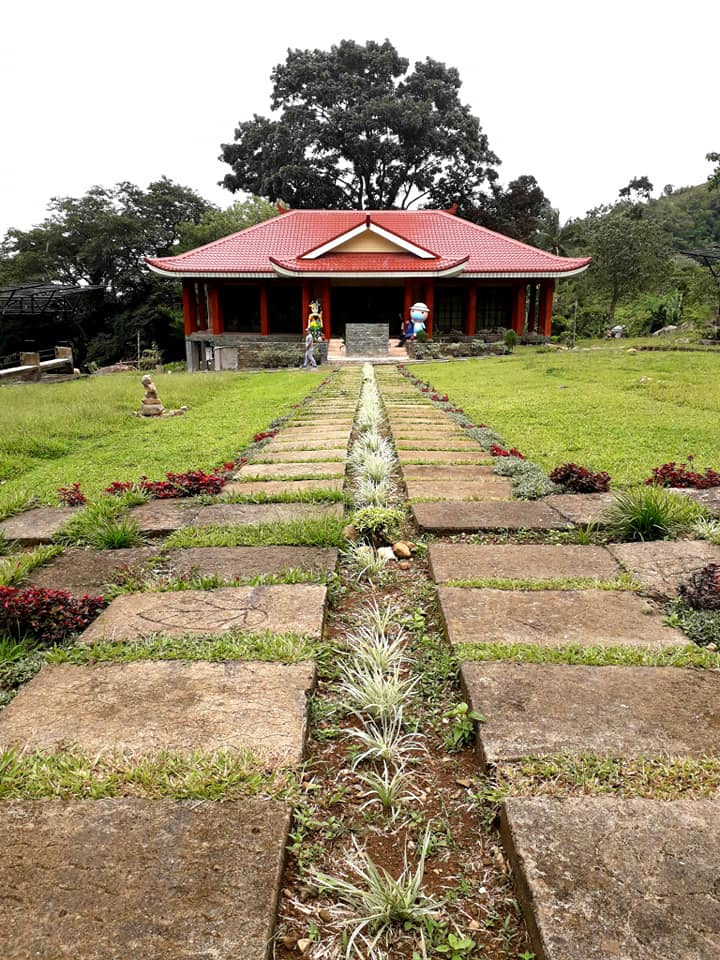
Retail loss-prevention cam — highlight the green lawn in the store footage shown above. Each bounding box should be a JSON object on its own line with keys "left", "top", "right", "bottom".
{"left": 421, "top": 350, "right": 720, "bottom": 486}
{"left": 0, "top": 369, "right": 325, "bottom": 512}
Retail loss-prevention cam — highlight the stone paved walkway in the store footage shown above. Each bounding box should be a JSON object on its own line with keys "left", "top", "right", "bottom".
{"left": 3, "top": 364, "right": 719, "bottom": 958}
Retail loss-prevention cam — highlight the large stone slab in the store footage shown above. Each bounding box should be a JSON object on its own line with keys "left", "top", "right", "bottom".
{"left": 402, "top": 464, "right": 497, "bottom": 481}
{"left": 128, "top": 501, "right": 199, "bottom": 535}
{"left": 501, "top": 797, "right": 720, "bottom": 960}
{"left": 393, "top": 430, "right": 472, "bottom": 441}
{"left": 462, "top": 662, "right": 719, "bottom": 765}
{"left": 545, "top": 492, "right": 616, "bottom": 526}
{"left": 395, "top": 439, "right": 481, "bottom": 450}
{"left": 264, "top": 439, "right": 349, "bottom": 451}
{"left": 413, "top": 501, "right": 567, "bottom": 533}
{"left": 222, "top": 478, "right": 345, "bottom": 497}
{"left": 80, "top": 584, "right": 327, "bottom": 643}
{"left": 27, "top": 547, "right": 160, "bottom": 596}
{"left": 236, "top": 462, "right": 345, "bottom": 480}
{"left": 406, "top": 478, "right": 513, "bottom": 501}
{"left": 439, "top": 588, "right": 686, "bottom": 648}
{"left": 191, "top": 502, "right": 342, "bottom": 527}
{"left": 275, "top": 429, "right": 350, "bottom": 440}
{"left": 398, "top": 450, "right": 493, "bottom": 464}
{"left": 429, "top": 543, "right": 620, "bottom": 583}
{"left": 0, "top": 660, "right": 316, "bottom": 762}
{"left": 164, "top": 546, "right": 338, "bottom": 580}
{"left": 252, "top": 448, "right": 348, "bottom": 462}
{"left": 0, "top": 507, "right": 78, "bottom": 545}
{"left": 0, "top": 798, "right": 290, "bottom": 959}
{"left": 608, "top": 539, "right": 720, "bottom": 596}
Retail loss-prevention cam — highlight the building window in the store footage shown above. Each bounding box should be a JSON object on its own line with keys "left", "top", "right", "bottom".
{"left": 435, "top": 288, "right": 465, "bottom": 335}
{"left": 476, "top": 288, "right": 512, "bottom": 330}
{"left": 221, "top": 287, "right": 260, "bottom": 332}
{"left": 268, "top": 287, "right": 301, "bottom": 334}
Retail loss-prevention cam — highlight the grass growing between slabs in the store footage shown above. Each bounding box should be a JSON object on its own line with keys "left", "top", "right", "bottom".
{"left": 47, "top": 630, "right": 326, "bottom": 667}
{"left": 0, "top": 747, "right": 299, "bottom": 801}
{"left": 0, "top": 368, "right": 325, "bottom": 513}
{"left": 456, "top": 641, "right": 720, "bottom": 669}
{"left": 164, "top": 516, "right": 347, "bottom": 548}
{"left": 419, "top": 351, "right": 720, "bottom": 485}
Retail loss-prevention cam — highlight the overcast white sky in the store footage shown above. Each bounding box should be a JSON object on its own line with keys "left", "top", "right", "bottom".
{"left": 1, "top": 0, "right": 716, "bottom": 239}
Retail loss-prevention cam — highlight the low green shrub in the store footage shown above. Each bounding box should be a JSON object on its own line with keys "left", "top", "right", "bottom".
{"left": 351, "top": 506, "right": 405, "bottom": 546}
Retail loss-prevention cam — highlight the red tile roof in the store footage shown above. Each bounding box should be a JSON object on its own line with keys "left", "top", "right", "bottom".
{"left": 146, "top": 210, "right": 591, "bottom": 279}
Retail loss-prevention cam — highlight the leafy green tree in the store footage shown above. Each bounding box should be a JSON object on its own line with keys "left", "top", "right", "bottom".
{"left": 618, "top": 175, "right": 653, "bottom": 202}
{"left": 176, "top": 197, "right": 278, "bottom": 252}
{"left": 707, "top": 152, "right": 720, "bottom": 190}
{"left": 0, "top": 178, "right": 212, "bottom": 363}
{"left": 578, "top": 203, "right": 672, "bottom": 323}
{"left": 220, "top": 39, "right": 500, "bottom": 210}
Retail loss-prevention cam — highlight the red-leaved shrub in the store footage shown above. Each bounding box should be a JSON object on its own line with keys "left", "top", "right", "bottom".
{"left": 646, "top": 458, "right": 720, "bottom": 489}
{"left": 678, "top": 563, "right": 720, "bottom": 610}
{"left": 549, "top": 463, "right": 611, "bottom": 493}
{"left": 57, "top": 484, "right": 87, "bottom": 506}
{"left": 490, "top": 444, "right": 526, "bottom": 459}
{"left": 139, "top": 469, "right": 228, "bottom": 499}
{"left": 0, "top": 585, "right": 106, "bottom": 645}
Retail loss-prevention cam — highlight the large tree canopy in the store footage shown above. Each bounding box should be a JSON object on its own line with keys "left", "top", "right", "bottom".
{"left": 0, "top": 178, "right": 212, "bottom": 364}
{"left": 220, "top": 39, "right": 500, "bottom": 210}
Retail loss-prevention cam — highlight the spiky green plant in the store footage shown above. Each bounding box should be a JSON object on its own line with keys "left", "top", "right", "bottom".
{"left": 356, "top": 763, "right": 421, "bottom": 820}
{"left": 311, "top": 830, "right": 441, "bottom": 958}
{"left": 338, "top": 663, "right": 419, "bottom": 719}
{"left": 344, "top": 543, "right": 390, "bottom": 584}
{"left": 603, "top": 487, "right": 705, "bottom": 542}
{"left": 347, "top": 710, "right": 427, "bottom": 768}
{"left": 693, "top": 516, "right": 720, "bottom": 545}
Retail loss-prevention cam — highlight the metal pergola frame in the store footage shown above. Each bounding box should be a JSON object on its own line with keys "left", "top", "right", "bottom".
{"left": 0, "top": 281, "right": 103, "bottom": 319}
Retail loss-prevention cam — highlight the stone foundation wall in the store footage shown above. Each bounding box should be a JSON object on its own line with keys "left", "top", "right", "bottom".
{"left": 186, "top": 334, "right": 328, "bottom": 371}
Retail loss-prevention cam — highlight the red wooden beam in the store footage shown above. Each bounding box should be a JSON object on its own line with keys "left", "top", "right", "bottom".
{"left": 182, "top": 281, "right": 196, "bottom": 335}
{"left": 259, "top": 286, "right": 269, "bottom": 336}
{"left": 538, "top": 280, "right": 555, "bottom": 336}
{"left": 207, "top": 284, "right": 223, "bottom": 335}
{"left": 466, "top": 286, "right": 477, "bottom": 337}
{"left": 321, "top": 279, "right": 331, "bottom": 340}
{"left": 511, "top": 284, "right": 526, "bottom": 334}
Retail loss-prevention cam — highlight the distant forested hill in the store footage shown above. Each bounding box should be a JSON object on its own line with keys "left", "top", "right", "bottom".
{"left": 650, "top": 184, "right": 720, "bottom": 250}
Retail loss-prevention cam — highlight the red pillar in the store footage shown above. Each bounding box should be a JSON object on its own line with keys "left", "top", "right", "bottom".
{"left": 321, "top": 279, "right": 331, "bottom": 340}
{"left": 182, "top": 281, "right": 196, "bottom": 335}
{"left": 538, "top": 280, "right": 555, "bottom": 336}
{"left": 424, "top": 283, "right": 435, "bottom": 339}
{"left": 466, "top": 285, "right": 477, "bottom": 337}
{"left": 207, "top": 284, "right": 223, "bottom": 335}
{"left": 301, "top": 280, "right": 311, "bottom": 334}
{"left": 511, "top": 284, "right": 526, "bottom": 335}
{"left": 259, "top": 286, "right": 269, "bottom": 336}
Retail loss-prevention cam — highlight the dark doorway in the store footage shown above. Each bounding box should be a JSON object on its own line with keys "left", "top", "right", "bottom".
{"left": 221, "top": 286, "right": 260, "bottom": 332}
{"left": 268, "top": 286, "right": 301, "bottom": 334}
{"left": 331, "top": 287, "right": 404, "bottom": 338}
